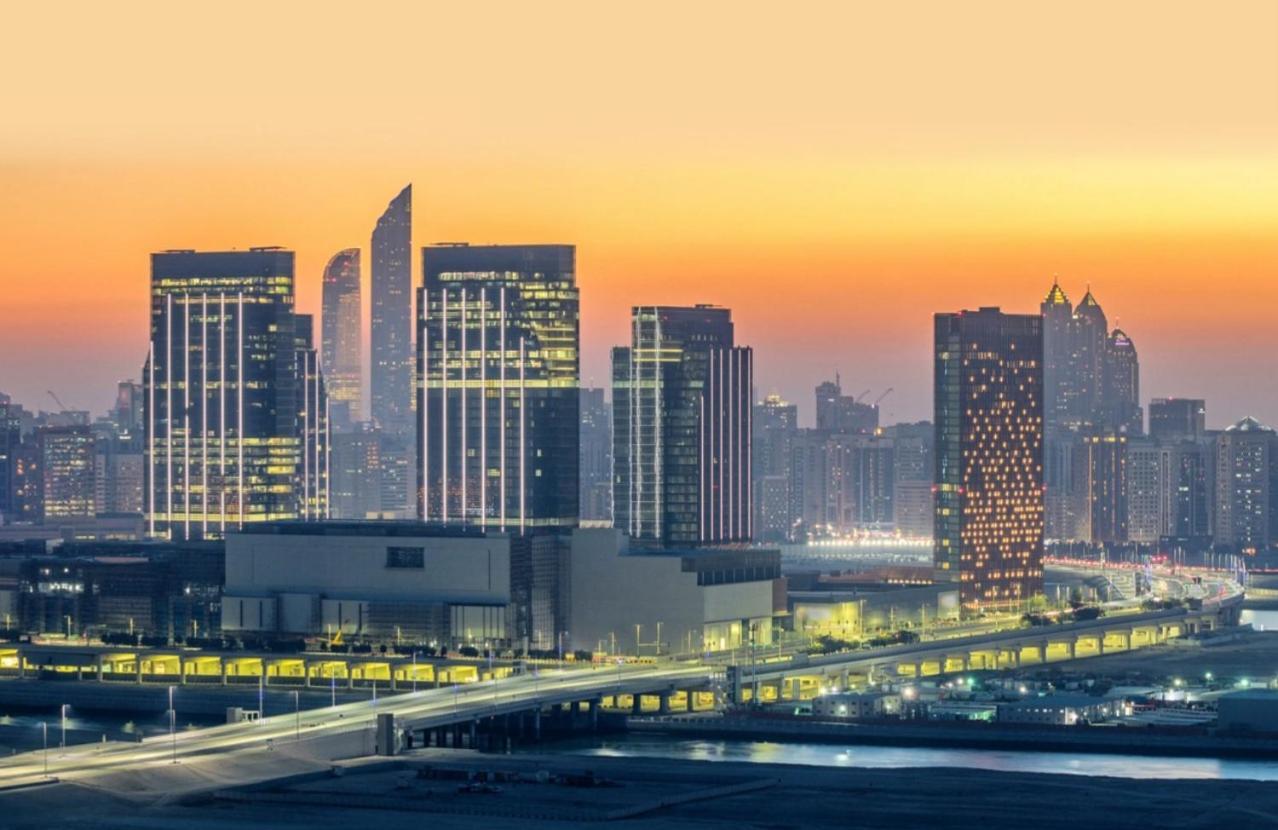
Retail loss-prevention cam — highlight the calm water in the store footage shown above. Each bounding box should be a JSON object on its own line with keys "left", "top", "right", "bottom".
{"left": 538, "top": 734, "right": 1278, "bottom": 781}
{"left": 0, "top": 708, "right": 219, "bottom": 755}
{"left": 1240, "top": 608, "right": 1278, "bottom": 630}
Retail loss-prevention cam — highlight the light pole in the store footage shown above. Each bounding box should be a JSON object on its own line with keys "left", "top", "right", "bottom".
{"left": 168, "top": 685, "right": 176, "bottom": 764}
{"left": 41, "top": 722, "right": 48, "bottom": 778}
{"left": 412, "top": 651, "right": 418, "bottom": 694}
{"left": 292, "top": 690, "right": 300, "bottom": 741}
{"left": 60, "top": 704, "right": 68, "bottom": 749}
{"left": 330, "top": 673, "right": 336, "bottom": 708}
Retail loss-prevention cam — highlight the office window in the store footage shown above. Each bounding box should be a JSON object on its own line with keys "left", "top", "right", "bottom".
{"left": 386, "top": 546, "right": 425, "bottom": 569}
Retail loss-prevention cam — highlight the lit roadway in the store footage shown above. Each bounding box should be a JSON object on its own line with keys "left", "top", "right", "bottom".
{"left": 0, "top": 662, "right": 716, "bottom": 791}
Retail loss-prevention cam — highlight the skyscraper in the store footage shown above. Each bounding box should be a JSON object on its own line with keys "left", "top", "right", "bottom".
{"left": 814, "top": 377, "right": 879, "bottom": 434}
{"left": 371, "top": 186, "right": 413, "bottom": 515}
{"left": 753, "top": 394, "right": 797, "bottom": 542}
{"left": 0, "top": 401, "right": 20, "bottom": 522}
{"left": 579, "top": 387, "right": 613, "bottom": 522}
{"left": 38, "top": 424, "right": 96, "bottom": 520}
{"left": 934, "top": 307, "right": 1044, "bottom": 608}
{"left": 417, "top": 244, "right": 580, "bottom": 531}
{"left": 1102, "top": 328, "right": 1141, "bottom": 433}
{"left": 1214, "top": 417, "right": 1276, "bottom": 554}
{"left": 321, "top": 248, "right": 362, "bottom": 431}
{"left": 612, "top": 305, "right": 752, "bottom": 546}
{"left": 143, "top": 248, "right": 327, "bottom": 539}
{"left": 294, "top": 314, "right": 330, "bottom": 521}
{"left": 1149, "top": 398, "right": 1206, "bottom": 442}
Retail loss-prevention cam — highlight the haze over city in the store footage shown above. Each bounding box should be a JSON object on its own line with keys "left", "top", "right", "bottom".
{"left": 3, "top": 1, "right": 1277, "bottom": 425}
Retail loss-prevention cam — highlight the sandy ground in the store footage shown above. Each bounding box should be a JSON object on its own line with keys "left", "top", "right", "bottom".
{"left": 2, "top": 747, "right": 1277, "bottom": 829}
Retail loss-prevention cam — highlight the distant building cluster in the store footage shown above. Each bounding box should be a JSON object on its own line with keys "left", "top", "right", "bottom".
{"left": 2, "top": 188, "right": 1277, "bottom": 645}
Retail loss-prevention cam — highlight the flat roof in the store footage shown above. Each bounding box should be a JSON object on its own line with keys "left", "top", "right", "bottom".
{"left": 232, "top": 520, "right": 491, "bottom": 539}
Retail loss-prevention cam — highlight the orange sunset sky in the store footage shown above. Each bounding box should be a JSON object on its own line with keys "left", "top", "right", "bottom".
{"left": 2, "top": 1, "right": 1276, "bottom": 427}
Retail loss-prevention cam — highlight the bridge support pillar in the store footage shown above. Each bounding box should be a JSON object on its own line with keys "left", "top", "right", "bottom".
{"left": 533, "top": 708, "right": 542, "bottom": 740}
{"left": 631, "top": 694, "right": 643, "bottom": 714}
{"left": 591, "top": 697, "right": 601, "bottom": 731}
{"left": 658, "top": 692, "right": 671, "bottom": 714}
{"left": 469, "top": 720, "right": 477, "bottom": 747}
{"left": 136, "top": 660, "right": 143, "bottom": 685}
{"left": 96, "top": 657, "right": 104, "bottom": 683}
{"left": 788, "top": 677, "right": 801, "bottom": 700}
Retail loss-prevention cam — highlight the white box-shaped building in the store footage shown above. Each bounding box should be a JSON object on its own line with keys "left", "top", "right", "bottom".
{"left": 568, "top": 527, "right": 779, "bottom": 656}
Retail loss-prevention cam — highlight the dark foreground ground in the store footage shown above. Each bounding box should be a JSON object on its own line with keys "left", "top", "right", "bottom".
{"left": 2, "top": 747, "right": 1277, "bottom": 829}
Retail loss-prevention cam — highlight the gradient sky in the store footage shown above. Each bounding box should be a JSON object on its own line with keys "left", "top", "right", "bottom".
{"left": 2, "top": 1, "right": 1276, "bottom": 427}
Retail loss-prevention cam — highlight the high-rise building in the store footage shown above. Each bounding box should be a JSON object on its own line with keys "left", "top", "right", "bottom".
{"left": 579, "top": 387, "right": 612, "bottom": 522}
{"left": 753, "top": 394, "right": 797, "bottom": 542}
{"left": 1102, "top": 329, "right": 1141, "bottom": 433}
{"left": 321, "top": 248, "right": 362, "bottom": 431}
{"left": 294, "top": 314, "right": 330, "bottom": 521}
{"left": 612, "top": 305, "right": 752, "bottom": 545}
{"left": 934, "top": 307, "right": 1044, "bottom": 608}
{"left": 1071, "top": 289, "right": 1107, "bottom": 423}
{"left": 885, "top": 421, "right": 934, "bottom": 538}
{"left": 0, "top": 401, "right": 20, "bottom": 522}
{"left": 371, "top": 186, "right": 413, "bottom": 516}
{"left": 814, "top": 377, "right": 879, "bottom": 434}
{"left": 38, "top": 424, "right": 97, "bottom": 520}
{"left": 1214, "top": 417, "right": 1277, "bottom": 554}
{"left": 143, "top": 248, "right": 327, "bottom": 539}
{"left": 329, "top": 424, "right": 383, "bottom": 520}
{"left": 1075, "top": 432, "right": 1127, "bottom": 544}
{"left": 417, "top": 244, "right": 579, "bottom": 531}
{"left": 1149, "top": 398, "right": 1206, "bottom": 443}
{"left": 1040, "top": 279, "right": 1076, "bottom": 433}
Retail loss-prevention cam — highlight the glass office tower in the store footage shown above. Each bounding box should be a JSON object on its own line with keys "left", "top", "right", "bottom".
{"left": 321, "top": 248, "right": 362, "bottom": 431}
{"left": 416, "top": 243, "right": 579, "bottom": 530}
{"left": 144, "top": 248, "right": 327, "bottom": 539}
{"left": 934, "top": 307, "right": 1044, "bottom": 608}
{"left": 612, "top": 305, "right": 753, "bottom": 546}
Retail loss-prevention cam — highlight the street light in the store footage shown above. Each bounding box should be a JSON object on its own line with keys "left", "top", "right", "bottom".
{"left": 60, "top": 704, "right": 68, "bottom": 749}
{"left": 412, "top": 651, "right": 418, "bottom": 694}
{"left": 292, "top": 690, "right": 300, "bottom": 741}
{"left": 168, "top": 685, "right": 177, "bottom": 764}
{"left": 41, "top": 722, "right": 48, "bottom": 778}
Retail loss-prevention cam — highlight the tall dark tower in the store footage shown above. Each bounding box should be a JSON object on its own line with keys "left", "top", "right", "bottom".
{"left": 934, "top": 307, "right": 1044, "bottom": 608}
{"left": 144, "top": 249, "right": 327, "bottom": 539}
{"left": 370, "top": 185, "right": 413, "bottom": 514}
{"left": 1102, "top": 328, "right": 1141, "bottom": 433}
{"left": 1072, "top": 288, "right": 1107, "bottom": 424}
{"left": 612, "top": 305, "right": 753, "bottom": 546}
{"left": 417, "top": 244, "right": 579, "bottom": 531}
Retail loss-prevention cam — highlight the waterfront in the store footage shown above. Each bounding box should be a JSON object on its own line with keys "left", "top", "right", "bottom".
{"left": 536, "top": 733, "right": 1278, "bottom": 781}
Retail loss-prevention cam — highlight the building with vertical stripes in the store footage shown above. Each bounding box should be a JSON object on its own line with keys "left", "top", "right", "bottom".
{"left": 611, "top": 305, "right": 752, "bottom": 546}
{"left": 143, "top": 248, "right": 328, "bottom": 540}
{"left": 416, "top": 243, "right": 580, "bottom": 531}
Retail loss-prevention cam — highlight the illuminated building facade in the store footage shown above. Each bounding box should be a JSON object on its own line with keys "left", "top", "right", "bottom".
{"left": 294, "top": 314, "right": 330, "bottom": 521}
{"left": 38, "top": 425, "right": 97, "bottom": 520}
{"left": 143, "top": 248, "right": 327, "bottom": 539}
{"left": 934, "top": 307, "right": 1044, "bottom": 608}
{"left": 370, "top": 185, "right": 414, "bottom": 515}
{"left": 579, "top": 387, "right": 612, "bottom": 522}
{"left": 1102, "top": 328, "right": 1141, "bottom": 434}
{"left": 417, "top": 244, "right": 580, "bottom": 530}
{"left": 321, "top": 248, "right": 362, "bottom": 430}
{"left": 753, "top": 394, "right": 797, "bottom": 542}
{"left": 1075, "top": 432, "right": 1127, "bottom": 544}
{"left": 0, "top": 401, "right": 20, "bottom": 521}
{"left": 612, "top": 305, "right": 752, "bottom": 545}
{"left": 1214, "top": 416, "right": 1277, "bottom": 554}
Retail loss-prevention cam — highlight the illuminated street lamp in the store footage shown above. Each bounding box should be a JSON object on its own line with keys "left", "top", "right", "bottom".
{"left": 60, "top": 704, "right": 68, "bottom": 749}
{"left": 41, "top": 722, "right": 48, "bottom": 778}
{"left": 292, "top": 690, "right": 300, "bottom": 741}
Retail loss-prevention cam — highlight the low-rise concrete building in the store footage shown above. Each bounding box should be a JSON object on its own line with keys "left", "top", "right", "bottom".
{"left": 790, "top": 583, "right": 960, "bottom": 640}
{"left": 812, "top": 691, "right": 901, "bottom": 720}
{"left": 997, "top": 693, "right": 1123, "bottom": 726}
{"left": 1217, "top": 690, "right": 1278, "bottom": 734}
{"left": 221, "top": 522, "right": 512, "bottom": 645}
{"left": 567, "top": 527, "right": 780, "bottom": 656}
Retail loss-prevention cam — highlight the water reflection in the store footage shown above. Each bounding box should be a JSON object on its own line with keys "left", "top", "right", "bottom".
{"left": 560, "top": 736, "right": 1278, "bottom": 781}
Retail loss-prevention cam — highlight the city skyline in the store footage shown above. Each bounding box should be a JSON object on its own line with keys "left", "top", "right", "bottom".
{"left": 3, "top": 3, "right": 1277, "bottom": 426}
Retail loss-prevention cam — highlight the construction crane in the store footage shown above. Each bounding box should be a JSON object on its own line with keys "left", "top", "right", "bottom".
{"left": 854, "top": 389, "right": 871, "bottom": 403}
{"left": 874, "top": 388, "right": 894, "bottom": 407}
{"left": 46, "top": 390, "right": 69, "bottom": 412}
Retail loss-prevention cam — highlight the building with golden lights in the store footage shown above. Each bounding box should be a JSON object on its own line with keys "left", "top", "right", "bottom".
{"left": 934, "top": 307, "right": 1044, "bottom": 609}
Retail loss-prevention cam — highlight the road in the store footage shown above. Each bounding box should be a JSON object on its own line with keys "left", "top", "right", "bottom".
{"left": 0, "top": 662, "right": 714, "bottom": 791}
